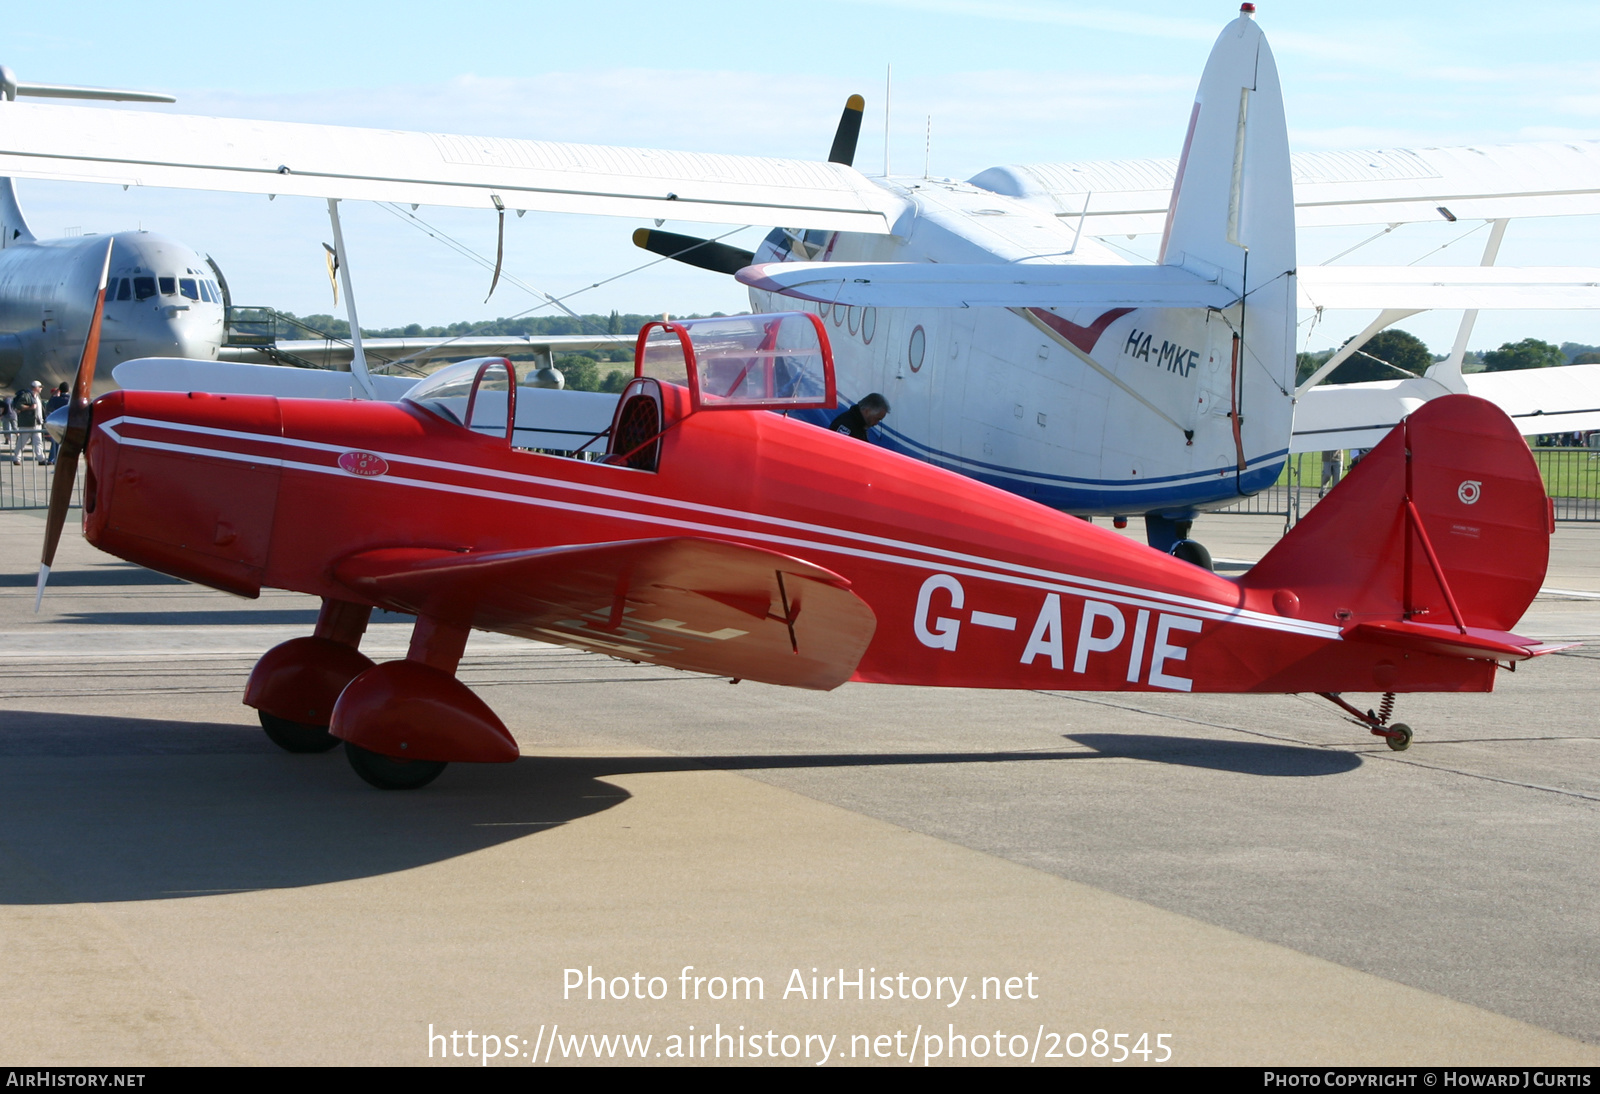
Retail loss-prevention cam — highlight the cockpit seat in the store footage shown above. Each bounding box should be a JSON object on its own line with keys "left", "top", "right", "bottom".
{"left": 604, "top": 378, "right": 663, "bottom": 472}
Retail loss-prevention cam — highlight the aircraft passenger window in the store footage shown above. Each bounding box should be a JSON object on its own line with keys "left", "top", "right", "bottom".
{"left": 908, "top": 325, "right": 926, "bottom": 372}
{"left": 847, "top": 306, "right": 860, "bottom": 336}
{"left": 159, "top": 277, "right": 176, "bottom": 296}
{"left": 133, "top": 277, "right": 157, "bottom": 300}
{"left": 115, "top": 279, "right": 132, "bottom": 302}
{"left": 862, "top": 307, "right": 877, "bottom": 344}
{"left": 179, "top": 278, "right": 199, "bottom": 300}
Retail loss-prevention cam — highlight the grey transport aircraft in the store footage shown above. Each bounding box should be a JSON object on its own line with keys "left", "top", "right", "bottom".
{"left": 0, "top": 177, "right": 229, "bottom": 391}
{"left": 0, "top": 69, "right": 223, "bottom": 391}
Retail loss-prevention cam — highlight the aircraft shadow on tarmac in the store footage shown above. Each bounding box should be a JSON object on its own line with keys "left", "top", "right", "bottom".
{"left": 0, "top": 711, "right": 1357, "bottom": 904}
{"left": 0, "top": 568, "right": 184, "bottom": 587}
{"left": 1066, "top": 733, "right": 1362, "bottom": 777}
{"left": 59, "top": 609, "right": 324, "bottom": 626}
{"left": 53, "top": 608, "right": 422, "bottom": 626}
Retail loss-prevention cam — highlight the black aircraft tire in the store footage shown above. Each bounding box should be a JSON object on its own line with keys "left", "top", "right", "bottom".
{"left": 259, "top": 711, "right": 341, "bottom": 754}
{"left": 1170, "top": 539, "right": 1214, "bottom": 571}
{"left": 344, "top": 742, "right": 448, "bottom": 790}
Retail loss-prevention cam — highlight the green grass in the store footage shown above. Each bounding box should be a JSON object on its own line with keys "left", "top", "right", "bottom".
{"left": 1282, "top": 448, "right": 1599, "bottom": 499}
{"left": 1530, "top": 448, "right": 1600, "bottom": 499}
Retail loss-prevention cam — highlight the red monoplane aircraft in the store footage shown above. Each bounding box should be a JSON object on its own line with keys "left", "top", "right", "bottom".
{"left": 40, "top": 246, "right": 1566, "bottom": 788}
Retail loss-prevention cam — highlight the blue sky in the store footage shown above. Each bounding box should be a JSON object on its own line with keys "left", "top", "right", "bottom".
{"left": 11, "top": 1, "right": 1600, "bottom": 352}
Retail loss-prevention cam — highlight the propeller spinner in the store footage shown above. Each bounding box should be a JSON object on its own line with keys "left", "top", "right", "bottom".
{"left": 35, "top": 238, "right": 113, "bottom": 611}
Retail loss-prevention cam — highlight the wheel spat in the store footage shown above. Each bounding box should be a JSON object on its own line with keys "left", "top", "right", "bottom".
{"left": 35, "top": 238, "right": 114, "bottom": 612}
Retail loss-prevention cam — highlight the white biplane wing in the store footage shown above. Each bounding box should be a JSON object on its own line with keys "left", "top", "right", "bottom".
{"left": 741, "top": 261, "right": 1600, "bottom": 313}
{"left": 737, "top": 260, "right": 1239, "bottom": 309}
{"left": 0, "top": 101, "right": 904, "bottom": 233}
{"left": 1296, "top": 266, "right": 1600, "bottom": 311}
{"left": 1292, "top": 364, "right": 1600, "bottom": 452}
{"left": 973, "top": 141, "right": 1600, "bottom": 235}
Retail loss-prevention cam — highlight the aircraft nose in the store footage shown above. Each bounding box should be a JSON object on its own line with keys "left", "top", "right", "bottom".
{"left": 45, "top": 404, "right": 69, "bottom": 444}
{"left": 172, "top": 308, "right": 224, "bottom": 360}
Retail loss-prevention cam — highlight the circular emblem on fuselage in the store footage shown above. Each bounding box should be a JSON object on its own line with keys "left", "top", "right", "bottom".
{"left": 339, "top": 451, "right": 390, "bottom": 477}
{"left": 1458, "top": 479, "right": 1482, "bottom": 505}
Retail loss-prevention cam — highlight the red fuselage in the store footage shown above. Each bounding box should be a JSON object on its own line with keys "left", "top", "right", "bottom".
{"left": 82, "top": 387, "right": 1499, "bottom": 695}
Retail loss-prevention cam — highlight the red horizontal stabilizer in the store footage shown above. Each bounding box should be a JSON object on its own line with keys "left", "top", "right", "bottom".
{"left": 335, "top": 537, "right": 877, "bottom": 691}
{"left": 1346, "top": 620, "right": 1556, "bottom": 662}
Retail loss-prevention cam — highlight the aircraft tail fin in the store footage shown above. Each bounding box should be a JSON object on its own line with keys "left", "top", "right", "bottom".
{"left": 0, "top": 178, "right": 35, "bottom": 247}
{"left": 1158, "top": 11, "right": 1293, "bottom": 287}
{"left": 1241, "top": 395, "right": 1558, "bottom": 663}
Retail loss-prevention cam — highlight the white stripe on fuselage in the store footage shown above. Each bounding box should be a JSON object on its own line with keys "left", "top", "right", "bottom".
{"left": 98, "top": 414, "right": 1341, "bottom": 642}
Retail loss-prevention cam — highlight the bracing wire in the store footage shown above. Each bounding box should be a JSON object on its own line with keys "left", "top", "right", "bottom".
{"left": 370, "top": 203, "right": 758, "bottom": 368}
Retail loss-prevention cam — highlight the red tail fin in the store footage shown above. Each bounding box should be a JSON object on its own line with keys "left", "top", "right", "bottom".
{"left": 1243, "top": 395, "right": 1550, "bottom": 647}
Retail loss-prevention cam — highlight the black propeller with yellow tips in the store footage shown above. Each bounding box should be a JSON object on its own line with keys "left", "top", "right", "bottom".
{"left": 631, "top": 94, "right": 866, "bottom": 273}
{"left": 630, "top": 228, "right": 755, "bottom": 275}
{"left": 827, "top": 93, "right": 865, "bottom": 167}
{"left": 35, "top": 238, "right": 113, "bottom": 611}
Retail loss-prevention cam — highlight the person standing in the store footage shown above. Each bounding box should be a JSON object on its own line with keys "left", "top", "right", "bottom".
{"left": 12, "top": 381, "right": 42, "bottom": 465}
{"left": 0, "top": 390, "right": 14, "bottom": 456}
{"left": 1319, "top": 449, "right": 1343, "bottom": 496}
{"left": 43, "top": 383, "right": 69, "bottom": 465}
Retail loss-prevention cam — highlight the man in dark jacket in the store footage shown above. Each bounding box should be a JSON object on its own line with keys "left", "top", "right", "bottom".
{"left": 13, "top": 381, "right": 42, "bottom": 465}
{"left": 828, "top": 393, "right": 890, "bottom": 441}
{"left": 44, "top": 383, "right": 69, "bottom": 465}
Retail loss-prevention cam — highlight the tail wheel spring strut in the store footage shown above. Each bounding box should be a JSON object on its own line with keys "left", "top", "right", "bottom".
{"left": 1317, "top": 691, "right": 1413, "bottom": 751}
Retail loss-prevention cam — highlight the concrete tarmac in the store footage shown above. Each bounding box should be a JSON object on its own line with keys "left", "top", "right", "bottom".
{"left": 2, "top": 511, "right": 1598, "bottom": 1067}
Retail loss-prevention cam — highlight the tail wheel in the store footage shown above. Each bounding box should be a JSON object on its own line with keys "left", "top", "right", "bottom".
{"left": 1385, "top": 723, "right": 1414, "bottom": 752}
{"left": 258, "top": 711, "right": 340, "bottom": 754}
{"left": 344, "top": 742, "right": 448, "bottom": 790}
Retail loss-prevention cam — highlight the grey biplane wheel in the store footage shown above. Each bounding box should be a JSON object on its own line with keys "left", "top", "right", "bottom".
{"left": 259, "top": 711, "right": 341, "bottom": 754}
{"left": 344, "top": 742, "right": 448, "bottom": 790}
{"left": 1385, "top": 723, "right": 1413, "bottom": 752}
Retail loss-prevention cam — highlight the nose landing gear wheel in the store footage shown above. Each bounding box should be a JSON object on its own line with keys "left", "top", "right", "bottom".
{"left": 344, "top": 742, "right": 448, "bottom": 790}
{"left": 259, "top": 711, "right": 341, "bottom": 753}
{"left": 1385, "top": 723, "right": 1413, "bottom": 752}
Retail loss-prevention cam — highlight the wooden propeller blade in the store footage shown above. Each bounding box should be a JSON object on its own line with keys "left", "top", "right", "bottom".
{"left": 37, "top": 238, "right": 113, "bottom": 609}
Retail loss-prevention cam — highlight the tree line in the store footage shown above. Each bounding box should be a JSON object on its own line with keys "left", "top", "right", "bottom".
{"left": 272, "top": 309, "right": 733, "bottom": 393}
{"left": 275, "top": 309, "right": 733, "bottom": 341}
{"left": 1296, "top": 332, "right": 1590, "bottom": 387}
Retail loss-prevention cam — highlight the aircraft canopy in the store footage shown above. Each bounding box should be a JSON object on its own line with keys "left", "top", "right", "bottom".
{"left": 635, "top": 312, "right": 837, "bottom": 412}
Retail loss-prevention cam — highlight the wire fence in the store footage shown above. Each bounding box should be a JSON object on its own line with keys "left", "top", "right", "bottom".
{"left": 1211, "top": 445, "right": 1600, "bottom": 523}
{"left": 0, "top": 430, "right": 83, "bottom": 510}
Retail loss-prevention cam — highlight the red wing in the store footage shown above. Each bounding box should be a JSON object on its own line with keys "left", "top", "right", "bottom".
{"left": 334, "top": 537, "right": 877, "bottom": 690}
